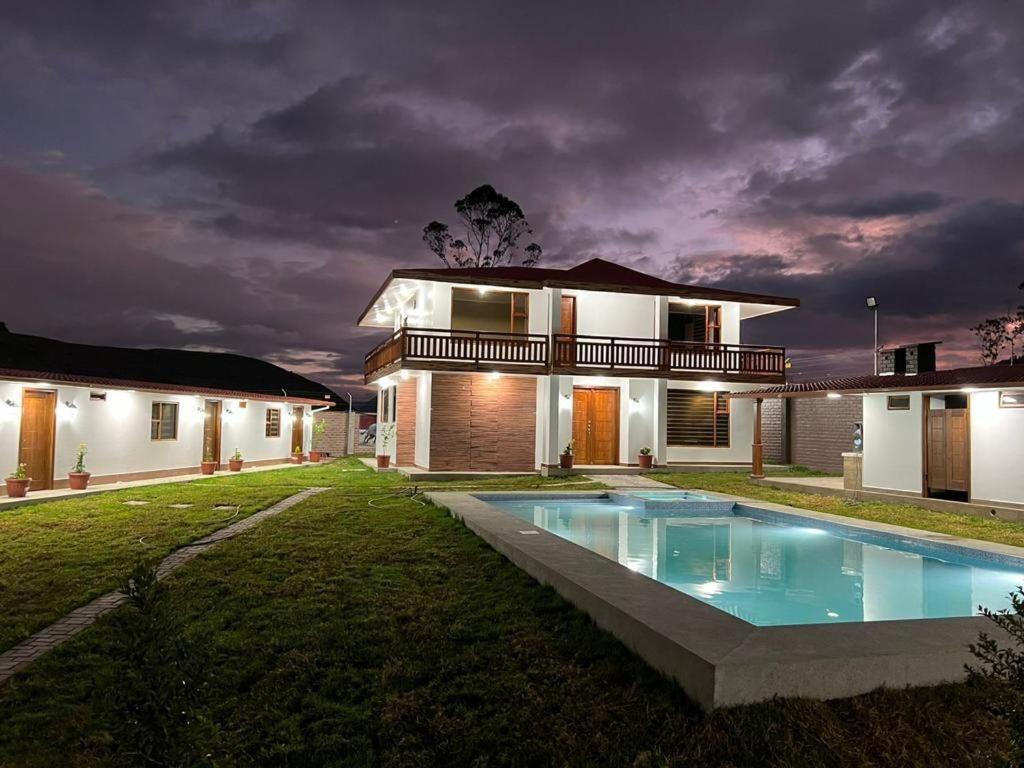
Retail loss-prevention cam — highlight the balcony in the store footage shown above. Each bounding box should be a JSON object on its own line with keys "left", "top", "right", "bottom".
{"left": 364, "top": 328, "right": 786, "bottom": 384}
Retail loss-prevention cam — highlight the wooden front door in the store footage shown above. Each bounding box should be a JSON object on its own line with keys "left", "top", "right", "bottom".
{"left": 926, "top": 408, "right": 969, "bottom": 495}
{"left": 572, "top": 387, "right": 619, "bottom": 465}
{"left": 18, "top": 389, "right": 57, "bottom": 490}
{"left": 292, "top": 406, "right": 304, "bottom": 453}
{"left": 202, "top": 400, "right": 222, "bottom": 467}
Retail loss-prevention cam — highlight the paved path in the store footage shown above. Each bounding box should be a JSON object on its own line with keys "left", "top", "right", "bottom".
{"left": 585, "top": 474, "right": 677, "bottom": 489}
{"left": 0, "top": 486, "right": 327, "bottom": 685}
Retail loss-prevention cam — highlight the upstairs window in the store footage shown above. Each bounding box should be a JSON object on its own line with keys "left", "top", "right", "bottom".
{"left": 667, "top": 390, "right": 730, "bottom": 447}
{"left": 265, "top": 408, "right": 281, "bottom": 437}
{"left": 668, "top": 305, "right": 722, "bottom": 344}
{"left": 150, "top": 402, "right": 178, "bottom": 441}
{"left": 451, "top": 288, "right": 529, "bottom": 333}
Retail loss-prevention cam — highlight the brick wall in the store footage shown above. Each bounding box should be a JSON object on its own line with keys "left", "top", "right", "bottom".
{"left": 396, "top": 379, "right": 417, "bottom": 467}
{"left": 313, "top": 411, "right": 350, "bottom": 456}
{"left": 429, "top": 373, "right": 536, "bottom": 471}
{"left": 761, "top": 399, "right": 785, "bottom": 463}
{"left": 789, "top": 397, "right": 863, "bottom": 474}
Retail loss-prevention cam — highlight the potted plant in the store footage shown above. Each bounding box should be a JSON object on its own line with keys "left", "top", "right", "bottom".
{"left": 228, "top": 449, "right": 244, "bottom": 472}
{"left": 376, "top": 424, "right": 395, "bottom": 469}
{"left": 5, "top": 463, "right": 30, "bottom": 498}
{"left": 309, "top": 419, "right": 326, "bottom": 462}
{"left": 291, "top": 443, "right": 305, "bottom": 464}
{"left": 638, "top": 447, "right": 654, "bottom": 470}
{"left": 68, "top": 443, "right": 91, "bottom": 489}
{"left": 560, "top": 440, "right": 574, "bottom": 470}
{"left": 200, "top": 448, "right": 217, "bottom": 475}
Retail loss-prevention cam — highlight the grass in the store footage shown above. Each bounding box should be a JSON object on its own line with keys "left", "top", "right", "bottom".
{"left": 659, "top": 470, "right": 1024, "bottom": 549}
{"left": 0, "top": 460, "right": 1016, "bottom": 766}
{"left": 0, "top": 459, "right": 601, "bottom": 654}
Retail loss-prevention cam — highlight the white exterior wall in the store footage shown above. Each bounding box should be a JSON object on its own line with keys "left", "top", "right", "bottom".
{"left": 662, "top": 381, "right": 756, "bottom": 464}
{"left": 571, "top": 291, "right": 657, "bottom": 338}
{"left": 971, "top": 390, "right": 1024, "bottom": 505}
{"left": 862, "top": 392, "right": 923, "bottom": 494}
{"left": 414, "top": 372, "right": 432, "bottom": 468}
{"left": 0, "top": 380, "right": 309, "bottom": 485}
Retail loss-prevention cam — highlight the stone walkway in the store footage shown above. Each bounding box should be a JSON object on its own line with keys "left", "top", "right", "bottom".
{"left": 585, "top": 474, "right": 676, "bottom": 489}
{"left": 0, "top": 486, "right": 327, "bottom": 685}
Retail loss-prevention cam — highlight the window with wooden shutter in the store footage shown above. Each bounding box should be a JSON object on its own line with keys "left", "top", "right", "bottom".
{"left": 150, "top": 402, "right": 178, "bottom": 441}
{"left": 265, "top": 408, "right": 281, "bottom": 437}
{"left": 667, "top": 390, "right": 730, "bottom": 447}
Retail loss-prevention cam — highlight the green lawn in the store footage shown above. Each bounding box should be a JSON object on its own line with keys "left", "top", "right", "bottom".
{"left": 0, "top": 461, "right": 1016, "bottom": 766}
{"left": 660, "top": 471, "right": 1024, "bottom": 549}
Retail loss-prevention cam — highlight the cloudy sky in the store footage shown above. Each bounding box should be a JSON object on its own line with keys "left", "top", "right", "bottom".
{"left": 1, "top": 1, "right": 1022, "bottom": 394}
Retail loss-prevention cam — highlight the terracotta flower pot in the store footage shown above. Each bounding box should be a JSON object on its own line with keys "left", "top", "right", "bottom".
{"left": 308, "top": 450, "right": 323, "bottom": 463}
{"left": 228, "top": 459, "right": 244, "bottom": 472}
{"left": 377, "top": 454, "right": 391, "bottom": 469}
{"left": 291, "top": 454, "right": 305, "bottom": 465}
{"left": 5, "top": 478, "right": 30, "bottom": 498}
{"left": 559, "top": 453, "right": 574, "bottom": 469}
{"left": 638, "top": 454, "right": 654, "bottom": 469}
{"left": 200, "top": 461, "right": 217, "bottom": 475}
{"left": 68, "top": 472, "right": 91, "bottom": 490}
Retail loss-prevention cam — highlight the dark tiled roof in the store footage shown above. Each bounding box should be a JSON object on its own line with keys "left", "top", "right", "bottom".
{"left": 732, "top": 364, "right": 1024, "bottom": 398}
{"left": 0, "top": 327, "right": 340, "bottom": 405}
{"left": 358, "top": 257, "right": 799, "bottom": 323}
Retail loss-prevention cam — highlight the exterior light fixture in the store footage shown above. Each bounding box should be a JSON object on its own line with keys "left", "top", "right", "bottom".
{"left": 960, "top": 387, "right": 979, "bottom": 393}
{"left": 489, "top": 371, "right": 501, "bottom": 380}
{"left": 62, "top": 400, "right": 78, "bottom": 409}
{"left": 478, "top": 287, "right": 489, "bottom": 295}
{"left": 3, "top": 399, "right": 18, "bottom": 408}
{"left": 826, "top": 392, "right": 842, "bottom": 399}
{"left": 400, "top": 370, "right": 410, "bottom": 380}
{"left": 865, "top": 297, "right": 880, "bottom": 374}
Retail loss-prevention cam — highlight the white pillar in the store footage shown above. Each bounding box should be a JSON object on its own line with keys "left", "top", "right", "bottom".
{"left": 653, "top": 379, "right": 668, "bottom": 466}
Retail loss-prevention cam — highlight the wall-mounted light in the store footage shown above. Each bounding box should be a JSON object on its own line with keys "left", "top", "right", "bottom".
{"left": 3, "top": 399, "right": 18, "bottom": 408}
{"left": 628, "top": 396, "right": 643, "bottom": 414}
{"left": 489, "top": 371, "right": 501, "bottom": 380}
{"left": 826, "top": 392, "right": 842, "bottom": 400}
{"left": 960, "top": 387, "right": 980, "bottom": 394}
{"left": 400, "top": 370, "right": 411, "bottom": 380}
{"left": 62, "top": 400, "right": 78, "bottom": 409}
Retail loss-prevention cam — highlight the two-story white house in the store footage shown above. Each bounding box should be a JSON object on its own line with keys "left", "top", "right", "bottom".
{"left": 358, "top": 258, "right": 798, "bottom": 474}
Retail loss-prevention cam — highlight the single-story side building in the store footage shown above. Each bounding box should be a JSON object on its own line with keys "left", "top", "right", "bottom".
{"left": 735, "top": 363, "right": 1024, "bottom": 508}
{"left": 0, "top": 323, "right": 338, "bottom": 494}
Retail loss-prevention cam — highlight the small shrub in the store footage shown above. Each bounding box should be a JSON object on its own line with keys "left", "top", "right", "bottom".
{"left": 103, "top": 560, "right": 210, "bottom": 767}
{"left": 968, "top": 586, "right": 1024, "bottom": 756}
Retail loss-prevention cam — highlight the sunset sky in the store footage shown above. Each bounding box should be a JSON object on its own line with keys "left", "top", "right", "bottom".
{"left": 1, "top": 1, "right": 1022, "bottom": 395}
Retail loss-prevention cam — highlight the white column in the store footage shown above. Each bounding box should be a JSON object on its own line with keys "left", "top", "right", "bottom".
{"left": 653, "top": 379, "right": 668, "bottom": 466}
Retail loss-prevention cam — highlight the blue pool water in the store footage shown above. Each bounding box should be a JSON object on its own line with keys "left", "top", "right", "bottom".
{"left": 481, "top": 493, "right": 1024, "bottom": 627}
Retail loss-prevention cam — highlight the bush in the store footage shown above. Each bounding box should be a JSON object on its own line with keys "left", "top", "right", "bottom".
{"left": 103, "top": 560, "right": 210, "bottom": 767}
{"left": 968, "top": 586, "right": 1024, "bottom": 757}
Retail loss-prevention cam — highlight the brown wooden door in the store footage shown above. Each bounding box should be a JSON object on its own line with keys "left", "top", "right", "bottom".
{"left": 572, "top": 387, "right": 619, "bottom": 465}
{"left": 202, "top": 400, "right": 222, "bottom": 467}
{"left": 927, "top": 408, "right": 969, "bottom": 494}
{"left": 18, "top": 389, "right": 56, "bottom": 490}
{"left": 292, "top": 406, "right": 304, "bottom": 453}
{"left": 946, "top": 409, "right": 969, "bottom": 492}
{"left": 558, "top": 296, "right": 577, "bottom": 365}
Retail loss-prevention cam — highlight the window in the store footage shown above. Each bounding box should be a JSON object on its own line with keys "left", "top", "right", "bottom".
{"left": 668, "top": 305, "right": 722, "bottom": 344}
{"left": 265, "top": 408, "right": 281, "bottom": 437}
{"left": 150, "top": 402, "right": 178, "bottom": 440}
{"left": 451, "top": 287, "right": 529, "bottom": 333}
{"left": 89, "top": 391, "right": 107, "bottom": 401}
{"left": 667, "top": 390, "right": 730, "bottom": 447}
{"left": 887, "top": 395, "right": 911, "bottom": 410}
{"left": 379, "top": 386, "right": 396, "bottom": 422}
{"left": 1000, "top": 391, "right": 1024, "bottom": 408}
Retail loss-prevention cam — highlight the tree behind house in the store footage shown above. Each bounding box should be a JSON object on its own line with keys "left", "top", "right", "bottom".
{"left": 423, "top": 184, "right": 542, "bottom": 268}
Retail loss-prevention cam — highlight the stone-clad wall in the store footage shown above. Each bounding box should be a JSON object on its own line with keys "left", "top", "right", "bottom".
{"left": 761, "top": 399, "right": 785, "bottom": 463}
{"left": 789, "top": 397, "right": 863, "bottom": 474}
{"left": 429, "top": 373, "right": 536, "bottom": 471}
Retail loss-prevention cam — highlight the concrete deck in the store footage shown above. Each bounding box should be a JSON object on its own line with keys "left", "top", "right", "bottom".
{"left": 0, "top": 460, "right": 321, "bottom": 510}
{"left": 756, "top": 475, "right": 1024, "bottom": 523}
{"left": 428, "top": 488, "right": 1014, "bottom": 709}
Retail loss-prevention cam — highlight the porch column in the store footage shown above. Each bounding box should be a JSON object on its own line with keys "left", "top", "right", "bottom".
{"left": 750, "top": 397, "right": 765, "bottom": 479}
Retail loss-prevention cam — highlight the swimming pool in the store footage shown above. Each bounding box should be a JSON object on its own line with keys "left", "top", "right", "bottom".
{"left": 481, "top": 492, "right": 1024, "bottom": 627}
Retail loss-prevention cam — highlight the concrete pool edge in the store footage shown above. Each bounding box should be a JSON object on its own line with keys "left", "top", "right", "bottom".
{"left": 427, "top": 490, "right": 1012, "bottom": 709}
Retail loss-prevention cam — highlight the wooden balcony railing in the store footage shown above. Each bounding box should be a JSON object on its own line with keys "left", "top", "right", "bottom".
{"left": 552, "top": 334, "right": 786, "bottom": 378}
{"left": 364, "top": 328, "right": 786, "bottom": 382}
{"left": 364, "top": 328, "right": 549, "bottom": 380}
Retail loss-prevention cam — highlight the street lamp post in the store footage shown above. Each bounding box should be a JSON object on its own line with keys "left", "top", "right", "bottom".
{"left": 865, "top": 297, "right": 879, "bottom": 374}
